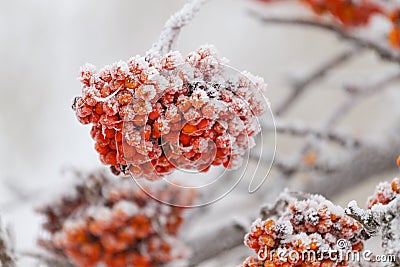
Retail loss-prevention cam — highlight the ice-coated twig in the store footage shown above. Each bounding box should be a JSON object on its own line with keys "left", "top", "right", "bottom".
{"left": 265, "top": 119, "right": 361, "bottom": 148}
{"left": 322, "top": 72, "right": 400, "bottom": 128}
{"left": 23, "top": 252, "right": 75, "bottom": 267}
{"left": 306, "top": 134, "right": 400, "bottom": 198}
{"left": 275, "top": 47, "right": 362, "bottom": 116}
{"left": 250, "top": 13, "right": 400, "bottom": 64}
{"left": 186, "top": 220, "right": 248, "bottom": 267}
{"left": 147, "top": 0, "right": 208, "bottom": 58}
{"left": 0, "top": 219, "right": 16, "bottom": 267}
{"left": 346, "top": 197, "right": 400, "bottom": 266}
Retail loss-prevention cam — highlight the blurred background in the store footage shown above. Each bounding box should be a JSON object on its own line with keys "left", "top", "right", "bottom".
{"left": 0, "top": 0, "right": 399, "bottom": 266}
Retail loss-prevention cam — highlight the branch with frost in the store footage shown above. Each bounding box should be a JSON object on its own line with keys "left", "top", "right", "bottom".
{"left": 265, "top": 119, "right": 361, "bottom": 148}
{"left": 346, "top": 197, "right": 400, "bottom": 266}
{"left": 321, "top": 72, "right": 400, "bottom": 128}
{"left": 250, "top": 13, "right": 400, "bottom": 64}
{"left": 186, "top": 220, "right": 248, "bottom": 267}
{"left": 306, "top": 134, "right": 400, "bottom": 198}
{"left": 0, "top": 219, "right": 16, "bottom": 267}
{"left": 275, "top": 47, "right": 363, "bottom": 116}
{"left": 146, "top": 0, "right": 208, "bottom": 58}
{"left": 23, "top": 252, "right": 75, "bottom": 267}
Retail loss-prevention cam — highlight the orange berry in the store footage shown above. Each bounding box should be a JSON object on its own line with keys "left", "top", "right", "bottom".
{"left": 182, "top": 124, "right": 197, "bottom": 135}
{"left": 180, "top": 133, "right": 191, "bottom": 146}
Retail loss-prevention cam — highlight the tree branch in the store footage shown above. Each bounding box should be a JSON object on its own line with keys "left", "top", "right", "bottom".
{"left": 275, "top": 47, "right": 362, "bottom": 116}
{"left": 0, "top": 219, "right": 16, "bottom": 267}
{"left": 306, "top": 134, "right": 400, "bottom": 198}
{"left": 265, "top": 119, "right": 361, "bottom": 148}
{"left": 250, "top": 13, "right": 400, "bottom": 64}
{"left": 147, "top": 0, "right": 208, "bottom": 58}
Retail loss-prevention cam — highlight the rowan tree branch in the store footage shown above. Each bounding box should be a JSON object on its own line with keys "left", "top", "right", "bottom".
{"left": 275, "top": 47, "right": 362, "bottom": 116}
{"left": 147, "top": 0, "right": 208, "bottom": 58}
{"left": 250, "top": 13, "right": 400, "bottom": 64}
{"left": 265, "top": 120, "right": 361, "bottom": 148}
{"left": 0, "top": 219, "right": 16, "bottom": 267}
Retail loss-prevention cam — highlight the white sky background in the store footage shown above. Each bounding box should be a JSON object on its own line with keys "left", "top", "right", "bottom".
{"left": 0, "top": 0, "right": 399, "bottom": 266}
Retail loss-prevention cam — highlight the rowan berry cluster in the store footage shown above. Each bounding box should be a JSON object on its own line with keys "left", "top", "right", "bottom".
{"left": 257, "top": 0, "right": 400, "bottom": 49}
{"left": 37, "top": 172, "right": 195, "bottom": 267}
{"left": 302, "top": 0, "right": 382, "bottom": 26}
{"left": 367, "top": 177, "right": 400, "bottom": 208}
{"left": 74, "top": 45, "right": 268, "bottom": 180}
{"left": 242, "top": 194, "right": 364, "bottom": 266}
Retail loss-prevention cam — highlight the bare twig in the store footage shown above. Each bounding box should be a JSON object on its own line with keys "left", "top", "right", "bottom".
{"left": 251, "top": 13, "right": 400, "bottom": 64}
{"left": 0, "top": 219, "right": 16, "bottom": 267}
{"left": 275, "top": 47, "right": 362, "bottom": 116}
{"left": 147, "top": 0, "right": 208, "bottom": 58}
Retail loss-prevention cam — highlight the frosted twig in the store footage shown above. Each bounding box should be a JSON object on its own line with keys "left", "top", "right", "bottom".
{"left": 265, "top": 119, "right": 361, "bottom": 148}
{"left": 251, "top": 13, "right": 400, "bottom": 64}
{"left": 346, "top": 197, "right": 400, "bottom": 266}
{"left": 0, "top": 219, "right": 16, "bottom": 267}
{"left": 186, "top": 220, "right": 248, "bottom": 267}
{"left": 147, "top": 0, "right": 208, "bottom": 58}
{"left": 23, "top": 252, "right": 74, "bottom": 267}
{"left": 306, "top": 134, "right": 400, "bottom": 198}
{"left": 275, "top": 47, "right": 362, "bottom": 116}
{"left": 322, "top": 72, "right": 400, "bottom": 128}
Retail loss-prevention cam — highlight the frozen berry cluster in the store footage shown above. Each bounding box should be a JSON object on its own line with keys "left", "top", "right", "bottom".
{"left": 257, "top": 0, "right": 400, "bottom": 49}
{"left": 258, "top": 0, "right": 382, "bottom": 27}
{"left": 242, "top": 194, "right": 364, "bottom": 266}
{"left": 74, "top": 45, "right": 268, "bottom": 180}
{"left": 301, "top": 0, "right": 382, "bottom": 27}
{"left": 367, "top": 177, "right": 400, "bottom": 208}
{"left": 37, "top": 172, "right": 195, "bottom": 267}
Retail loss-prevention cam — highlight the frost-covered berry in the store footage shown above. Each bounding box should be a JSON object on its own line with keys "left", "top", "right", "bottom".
{"left": 73, "top": 45, "right": 268, "bottom": 180}
{"left": 37, "top": 172, "right": 195, "bottom": 267}
{"left": 367, "top": 177, "right": 400, "bottom": 208}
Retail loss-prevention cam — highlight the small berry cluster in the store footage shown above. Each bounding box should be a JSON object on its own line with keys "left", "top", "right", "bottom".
{"left": 306, "top": 0, "right": 382, "bottom": 26}
{"left": 74, "top": 45, "right": 268, "bottom": 180}
{"left": 257, "top": 0, "right": 400, "bottom": 49}
{"left": 242, "top": 194, "right": 364, "bottom": 266}
{"left": 258, "top": 0, "right": 382, "bottom": 27}
{"left": 367, "top": 177, "right": 400, "bottom": 208}
{"left": 37, "top": 172, "right": 195, "bottom": 267}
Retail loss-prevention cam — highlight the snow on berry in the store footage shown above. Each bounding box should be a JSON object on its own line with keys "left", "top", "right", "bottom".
{"left": 73, "top": 45, "right": 269, "bottom": 180}
{"left": 36, "top": 171, "right": 195, "bottom": 267}
{"left": 241, "top": 192, "right": 364, "bottom": 267}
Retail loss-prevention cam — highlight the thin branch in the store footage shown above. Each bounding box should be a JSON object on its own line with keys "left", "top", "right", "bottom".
{"left": 266, "top": 120, "right": 361, "bottom": 148}
{"left": 0, "top": 220, "right": 16, "bottom": 267}
{"left": 23, "top": 252, "right": 75, "bottom": 267}
{"left": 251, "top": 13, "right": 400, "bottom": 64}
{"left": 322, "top": 72, "right": 400, "bottom": 128}
{"left": 306, "top": 134, "right": 400, "bottom": 198}
{"left": 275, "top": 47, "right": 362, "bottom": 116}
{"left": 186, "top": 221, "right": 248, "bottom": 267}
{"left": 147, "top": 0, "right": 208, "bottom": 58}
